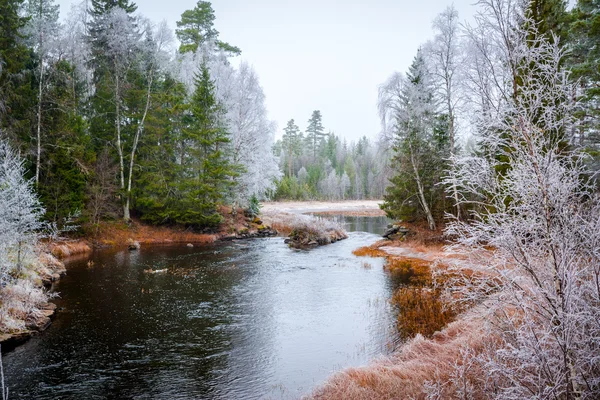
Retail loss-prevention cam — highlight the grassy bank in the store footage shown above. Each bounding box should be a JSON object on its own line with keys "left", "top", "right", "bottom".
{"left": 309, "top": 223, "right": 488, "bottom": 399}
{"left": 0, "top": 246, "right": 66, "bottom": 349}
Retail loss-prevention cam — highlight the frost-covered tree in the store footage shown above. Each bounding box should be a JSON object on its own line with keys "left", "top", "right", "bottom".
{"left": 282, "top": 119, "right": 303, "bottom": 177}
{"left": 225, "top": 62, "right": 281, "bottom": 203}
{"left": 88, "top": 6, "right": 141, "bottom": 220}
{"left": 424, "top": 5, "right": 463, "bottom": 218}
{"left": 0, "top": 139, "right": 44, "bottom": 282}
{"left": 380, "top": 51, "right": 445, "bottom": 230}
{"left": 122, "top": 19, "right": 174, "bottom": 220}
{"left": 444, "top": 1, "right": 600, "bottom": 397}
{"left": 23, "top": 0, "right": 61, "bottom": 186}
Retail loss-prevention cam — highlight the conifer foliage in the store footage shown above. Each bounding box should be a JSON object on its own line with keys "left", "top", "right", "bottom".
{"left": 0, "top": 0, "right": 280, "bottom": 231}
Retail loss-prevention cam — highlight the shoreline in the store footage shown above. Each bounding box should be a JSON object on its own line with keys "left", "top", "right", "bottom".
{"left": 1, "top": 202, "right": 371, "bottom": 350}
{"left": 308, "top": 228, "right": 490, "bottom": 399}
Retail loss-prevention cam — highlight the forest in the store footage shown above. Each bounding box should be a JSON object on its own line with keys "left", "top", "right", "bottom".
{"left": 0, "top": 0, "right": 282, "bottom": 232}
{"left": 272, "top": 114, "right": 390, "bottom": 201}
{"left": 1, "top": 0, "right": 600, "bottom": 398}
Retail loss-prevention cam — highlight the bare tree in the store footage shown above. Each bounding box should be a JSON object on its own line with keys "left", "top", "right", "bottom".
{"left": 23, "top": 0, "right": 60, "bottom": 186}
{"left": 0, "top": 139, "right": 44, "bottom": 281}
{"left": 444, "top": 2, "right": 600, "bottom": 397}
{"left": 424, "top": 5, "right": 463, "bottom": 219}
{"left": 123, "top": 19, "right": 174, "bottom": 220}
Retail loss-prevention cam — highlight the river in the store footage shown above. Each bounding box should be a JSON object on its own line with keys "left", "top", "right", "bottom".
{"left": 4, "top": 216, "right": 397, "bottom": 399}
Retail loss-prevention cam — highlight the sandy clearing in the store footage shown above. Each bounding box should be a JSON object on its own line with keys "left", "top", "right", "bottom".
{"left": 261, "top": 200, "right": 385, "bottom": 216}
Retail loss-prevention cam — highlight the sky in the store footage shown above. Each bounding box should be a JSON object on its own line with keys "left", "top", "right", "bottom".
{"left": 56, "top": 0, "right": 478, "bottom": 142}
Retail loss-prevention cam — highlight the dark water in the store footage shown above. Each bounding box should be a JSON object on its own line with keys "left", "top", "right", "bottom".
{"left": 4, "top": 216, "right": 395, "bottom": 399}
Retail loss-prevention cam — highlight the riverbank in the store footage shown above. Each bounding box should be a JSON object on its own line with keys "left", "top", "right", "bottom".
{"left": 0, "top": 248, "right": 67, "bottom": 351}
{"left": 308, "top": 224, "right": 492, "bottom": 399}
{"left": 262, "top": 200, "right": 385, "bottom": 216}
{"left": 1, "top": 202, "right": 352, "bottom": 350}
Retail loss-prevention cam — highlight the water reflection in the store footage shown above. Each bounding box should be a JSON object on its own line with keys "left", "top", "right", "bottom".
{"left": 5, "top": 217, "right": 395, "bottom": 399}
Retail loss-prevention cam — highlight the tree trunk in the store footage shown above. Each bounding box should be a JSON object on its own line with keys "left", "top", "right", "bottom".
{"left": 447, "top": 106, "right": 461, "bottom": 220}
{"left": 125, "top": 74, "right": 153, "bottom": 222}
{"left": 114, "top": 69, "right": 128, "bottom": 221}
{"left": 409, "top": 142, "right": 436, "bottom": 230}
{"left": 35, "top": 1, "right": 44, "bottom": 186}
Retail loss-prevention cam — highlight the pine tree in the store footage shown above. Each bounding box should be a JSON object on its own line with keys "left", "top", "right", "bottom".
{"left": 305, "top": 110, "right": 326, "bottom": 161}
{"left": 281, "top": 119, "right": 302, "bottom": 177}
{"left": 176, "top": 1, "right": 240, "bottom": 55}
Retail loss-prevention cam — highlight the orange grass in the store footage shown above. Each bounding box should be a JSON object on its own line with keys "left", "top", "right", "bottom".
{"left": 386, "top": 257, "right": 432, "bottom": 286}
{"left": 308, "top": 312, "right": 493, "bottom": 400}
{"left": 352, "top": 240, "right": 389, "bottom": 257}
{"left": 352, "top": 246, "right": 388, "bottom": 257}
{"left": 90, "top": 219, "right": 217, "bottom": 247}
{"left": 49, "top": 241, "right": 92, "bottom": 259}
{"left": 392, "top": 286, "right": 458, "bottom": 340}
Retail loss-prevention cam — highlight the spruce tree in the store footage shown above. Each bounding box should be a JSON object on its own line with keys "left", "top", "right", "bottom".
{"left": 381, "top": 51, "right": 446, "bottom": 229}
{"left": 175, "top": 63, "right": 238, "bottom": 228}
{"left": 0, "top": 0, "right": 35, "bottom": 149}
{"left": 568, "top": 0, "right": 600, "bottom": 156}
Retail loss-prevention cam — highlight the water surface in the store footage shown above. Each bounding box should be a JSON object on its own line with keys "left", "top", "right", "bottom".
{"left": 5, "top": 216, "right": 395, "bottom": 399}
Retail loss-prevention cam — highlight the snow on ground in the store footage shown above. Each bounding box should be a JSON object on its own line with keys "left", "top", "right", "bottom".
{"left": 261, "top": 200, "right": 384, "bottom": 215}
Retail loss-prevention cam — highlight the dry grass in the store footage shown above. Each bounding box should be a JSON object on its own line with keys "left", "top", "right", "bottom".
{"left": 90, "top": 219, "right": 217, "bottom": 247}
{"left": 353, "top": 241, "right": 389, "bottom": 258}
{"left": 262, "top": 210, "right": 347, "bottom": 246}
{"left": 48, "top": 241, "right": 92, "bottom": 259}
{"left": 308, "top": 309, "right": 492, "bottom": 400}
{"left": 392, "top": 286, "right": 459, "bottom": 341}
{"left": 0, "top": 279, "right": 48, "bottom": 333}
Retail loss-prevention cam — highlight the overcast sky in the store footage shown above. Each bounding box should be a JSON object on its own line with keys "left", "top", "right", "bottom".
{"left": 56, "top": 0, "right": 478, "bottom": 141}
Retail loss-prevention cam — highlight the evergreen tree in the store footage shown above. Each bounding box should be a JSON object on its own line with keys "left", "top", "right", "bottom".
{"left": 568, "top": 0, "right": 600, "bottom": 157}
{"left": 176, "top": 1, "right": 240, "bottom": 55}
{"left": 174, "top": 63, "right": 238, "bottom": 228}
{"left": 305, "top": 110, "right": 326, "bottom": 161}
{"left": 381, "top": 51, "right": 445, "bottom": 230}
{"left": 525, "top": 0, "right": 569, "bottom": 43}
{"left": 0, "top": 0, "right": 35, "bottom": 149}
{"left": 281, "top": 119, "right": 302, "bottom": 177}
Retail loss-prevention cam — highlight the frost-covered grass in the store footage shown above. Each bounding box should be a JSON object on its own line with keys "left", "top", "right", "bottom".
{"left": 261, "top": 210, "right": 347, "bottom": 246}
{"left": 0, "top": 248, "right": 59, "bottom": 334}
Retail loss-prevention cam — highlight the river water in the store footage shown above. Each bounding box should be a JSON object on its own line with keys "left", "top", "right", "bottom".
{"left": 4, "top": 216, "right": 396, "bottom": 399}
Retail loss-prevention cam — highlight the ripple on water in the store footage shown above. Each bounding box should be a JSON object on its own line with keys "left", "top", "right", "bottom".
{"left": 4, "top": 215, "right": 397, "bottom": 399}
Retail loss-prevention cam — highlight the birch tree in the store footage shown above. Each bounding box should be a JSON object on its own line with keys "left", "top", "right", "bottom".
{"left": 122, "top": 19, "right": 173, "bottom": 220}
{"left": 225, "top": 62, "right": 281, "bottom": 204}
{"left": 424, "top": 5, "right": 463, "bottom": 219}
{"left": 443, "top": 1, "right": 600, "bottom": 397}
{"left": 90, "top": 7, "right": 141, "bottom": 220}
{"left": 23, "top": 0, "right": 60, "bottom": 186}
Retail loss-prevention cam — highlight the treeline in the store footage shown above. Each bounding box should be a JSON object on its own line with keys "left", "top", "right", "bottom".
{"left": 272, "top": 111, "right": 391, "bottom": 201}
{"left": 0, "top": 0, "right": 280, "bottom": 231}
{"left": 379, "top": 0, "right": 600, "bottom": 228}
